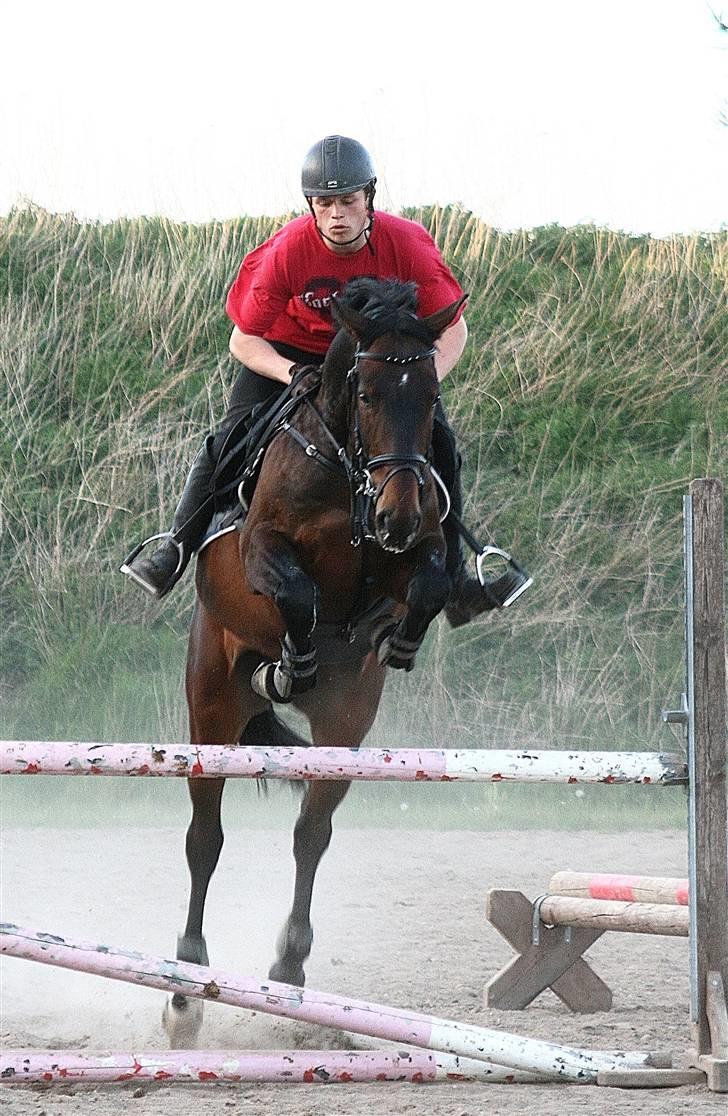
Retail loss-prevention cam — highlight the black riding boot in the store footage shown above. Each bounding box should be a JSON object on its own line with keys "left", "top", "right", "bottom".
{"left": 432, "top": 412, "right": 530, "bottom": 629}
{"left": 120, "top": 436, "right": 217, "bottom": 599}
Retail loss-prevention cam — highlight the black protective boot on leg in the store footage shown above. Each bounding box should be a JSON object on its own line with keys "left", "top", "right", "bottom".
{"left": 120, "top": 437, "right": 217, "bottom": 599}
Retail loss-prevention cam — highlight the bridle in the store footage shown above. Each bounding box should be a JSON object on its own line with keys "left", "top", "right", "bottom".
{"left": 347, "top": 343, "right": 437, "bottom": 545}
{"left": 279, "top": 332, "right": 448, "bottom": 546}
{"left": 282, "top": 340, "right": 449, "bottom": 549}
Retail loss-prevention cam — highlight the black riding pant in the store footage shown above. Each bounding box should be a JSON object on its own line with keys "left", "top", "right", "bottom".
{"left": 212, "top": 343, "right": 324, "bottom": 457}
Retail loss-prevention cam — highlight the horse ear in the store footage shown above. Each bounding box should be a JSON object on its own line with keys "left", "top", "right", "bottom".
{"left": 421, "top": 294, "right": 468, "bottom": 339}
{"left": 330, "top": 293, "right": 371, "bottom": 341}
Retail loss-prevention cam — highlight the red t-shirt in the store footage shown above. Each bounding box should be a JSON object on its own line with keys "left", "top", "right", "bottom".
{"left": 225, "top": 212, "right": 465, "bottom": 354}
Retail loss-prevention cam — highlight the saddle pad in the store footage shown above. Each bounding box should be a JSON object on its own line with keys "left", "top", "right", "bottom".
{"left": 198, "top": 506, "right": 245, "bottom": 554}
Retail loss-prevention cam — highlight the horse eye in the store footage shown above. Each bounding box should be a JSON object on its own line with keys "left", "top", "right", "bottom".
{"left": 358, "top": 391, "right": 371, "bottom": 406}
{"left": 433, "top": 394, "right": 441, "bottom": 409}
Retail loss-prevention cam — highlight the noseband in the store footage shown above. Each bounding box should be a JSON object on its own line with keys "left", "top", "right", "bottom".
{"left": 347, "top": 343, "right": 438, "bottom": 546}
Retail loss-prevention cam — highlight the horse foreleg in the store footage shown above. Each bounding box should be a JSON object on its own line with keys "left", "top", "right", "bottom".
{"left": 269, "top": 662, "right": 385, "bottom": 986}
{"left": 269, "top": 779, "right": 351, "bottom": 986}
{"left": 372, "top": 541, "right": 450, "bottom": 670}
{"left": 163, "top": 777, "right": 225, "bottom": 1047}
{"left": 245, "top": 524, "right": 320, "bottom": 703}
{"left": 164, "top": 606, "right": 247, "bottom": 1048}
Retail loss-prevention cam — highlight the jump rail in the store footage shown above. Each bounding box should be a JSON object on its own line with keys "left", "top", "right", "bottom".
{"left": 0, "top": 922, "right": 663, "bottom": 1085}
{"left": 0, "top": 1047, "right": 551, "bottom": 1086}
{"left": 0, "top": 743, "right": 688, "bottom": 785}
{"left": 533, "top": 895, "right": 688, "bottom": 936}
{"left": 548, "top": 871, "right": 689, "bottom": 906}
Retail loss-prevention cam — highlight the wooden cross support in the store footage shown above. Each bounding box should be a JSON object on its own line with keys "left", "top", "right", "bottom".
{"left": 484, "top": 888, "right": 613, "bottom": 1013}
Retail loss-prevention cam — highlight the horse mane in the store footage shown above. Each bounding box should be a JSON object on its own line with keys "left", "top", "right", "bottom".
{"left": 332, "top": 277, "right": 437, "bottom": 346}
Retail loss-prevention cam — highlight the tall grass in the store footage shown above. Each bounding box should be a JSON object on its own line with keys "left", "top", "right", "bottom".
{"left": 1, "top": 204, "right": 726, "bottom": 779}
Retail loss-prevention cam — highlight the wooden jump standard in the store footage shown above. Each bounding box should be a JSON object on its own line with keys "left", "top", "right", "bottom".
{"left": 485, "top": 479, "right": 728, "bottom": 1092}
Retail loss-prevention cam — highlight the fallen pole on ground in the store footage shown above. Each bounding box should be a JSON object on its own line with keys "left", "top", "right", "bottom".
{"left": 0, "top": 923, "right": 663, "bottom": 1084}
{"left": 0, "top": 1047, "right": 551, "bottom": 1085}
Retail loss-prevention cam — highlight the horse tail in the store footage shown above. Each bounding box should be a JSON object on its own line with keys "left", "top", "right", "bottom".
{"left": 239, "top": 708, "right": 309, "bottom": 797}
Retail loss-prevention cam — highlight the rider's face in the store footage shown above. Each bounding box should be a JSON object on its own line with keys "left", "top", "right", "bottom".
{"left": 311, "top": 190, "right": 370, "bottom": 254}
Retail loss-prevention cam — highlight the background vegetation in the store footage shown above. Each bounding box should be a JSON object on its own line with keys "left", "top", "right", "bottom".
{"left": 2, "top": 205, "right": 725, "bottom": 826}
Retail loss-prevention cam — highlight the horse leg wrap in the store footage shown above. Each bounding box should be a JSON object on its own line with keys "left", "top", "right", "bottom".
{"left": 280, "top": 635, "right": 317, "bottom": 695}
{"left": 370, "top": 618, "right": 422, "bottom": 672}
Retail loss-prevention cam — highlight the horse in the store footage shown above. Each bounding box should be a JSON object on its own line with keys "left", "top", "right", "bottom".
{"left": 162, "top": 277, "right": 466, "bottom": 1047}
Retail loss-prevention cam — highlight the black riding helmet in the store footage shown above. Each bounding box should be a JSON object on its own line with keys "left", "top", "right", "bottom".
{"left": 301, "top": 136, "right": 377, "bottom": 205}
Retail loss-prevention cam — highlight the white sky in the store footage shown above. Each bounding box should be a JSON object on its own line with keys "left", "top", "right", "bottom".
{"left": 2, "top": 0, "right": 726, "bottom": 235}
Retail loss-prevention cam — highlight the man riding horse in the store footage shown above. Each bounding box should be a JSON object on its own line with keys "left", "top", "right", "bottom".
{"left": 122, "top": 135, "right": 528, "bottom": 625}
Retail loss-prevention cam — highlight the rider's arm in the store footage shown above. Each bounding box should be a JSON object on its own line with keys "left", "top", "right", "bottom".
{"left": 229, "top": 327, "right": 297, "bottom": 382}
{"left": 435, "top": 317, "right": 468, "bottom": 382}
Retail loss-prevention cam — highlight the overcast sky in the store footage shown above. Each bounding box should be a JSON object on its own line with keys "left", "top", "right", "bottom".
{"left": 2, "top": 0, "right": 726, "bottom": 235}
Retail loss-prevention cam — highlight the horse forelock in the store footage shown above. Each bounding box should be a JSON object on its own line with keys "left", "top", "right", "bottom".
{"left": 335, "top": 277, "right": 436, "bottom": 348}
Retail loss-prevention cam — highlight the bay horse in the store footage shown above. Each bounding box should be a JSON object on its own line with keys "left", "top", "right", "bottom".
{"left": 163, "top": 277, "right": 466, "bottom": 1047}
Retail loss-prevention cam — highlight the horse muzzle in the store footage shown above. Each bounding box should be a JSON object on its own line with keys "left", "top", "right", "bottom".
{"left": 370, "top": 463, "right": 425, "bottom": 553}
{"left": 374, "top": 506, "right": 423, "bottom": 553}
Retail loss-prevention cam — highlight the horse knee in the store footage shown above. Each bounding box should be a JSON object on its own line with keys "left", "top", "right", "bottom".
{"left": 408, "top": 562, "right": 450, "bottom": 617}
{"left": 274, "top": 572, "right": 319, "bottom": 643}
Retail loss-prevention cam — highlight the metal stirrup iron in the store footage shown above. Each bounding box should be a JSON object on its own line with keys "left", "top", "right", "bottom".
{"left": 475, "top": 546, "right": 533, "bottom": 608}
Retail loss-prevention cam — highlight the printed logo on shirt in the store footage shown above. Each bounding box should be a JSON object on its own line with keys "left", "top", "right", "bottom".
{"left": 299, "top": 277, "right": 341, "bottom": 315}
{"left": 298, "top": 273, "right": 380, "bottom": 317}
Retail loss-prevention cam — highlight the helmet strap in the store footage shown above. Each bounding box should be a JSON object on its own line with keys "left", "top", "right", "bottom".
{"left": 307, "top": 193, "right": 376, "bottom": 254}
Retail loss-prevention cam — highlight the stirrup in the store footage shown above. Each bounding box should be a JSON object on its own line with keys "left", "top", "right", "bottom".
{"left": 119, "top": 532, "right": 185, "bottom": 598}
{"left": 475, "top": 546, "right": 533, "bottom": 608}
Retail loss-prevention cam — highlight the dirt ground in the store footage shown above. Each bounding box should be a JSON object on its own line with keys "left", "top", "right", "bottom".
{"left": 1, "top": 820, "right": 724, "bottom": 1115}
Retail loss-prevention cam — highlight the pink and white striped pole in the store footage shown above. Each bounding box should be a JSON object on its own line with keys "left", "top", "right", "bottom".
{"left": 0, "top": 923, "right": 658, "bottom": 1083}
{"left": 0, "top": 741, "right": 688, "bottom": 785}
{"left": 548, "top": 872, "right": 689, "bottom": 906}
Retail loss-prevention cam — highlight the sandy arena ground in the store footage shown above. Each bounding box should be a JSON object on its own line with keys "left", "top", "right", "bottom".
{"left": 1, "top": 820, "right": 724, "bottom": 1115}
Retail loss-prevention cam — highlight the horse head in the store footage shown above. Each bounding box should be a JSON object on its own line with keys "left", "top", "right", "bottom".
{"left": 331, "top": 278, "right": 466, "bottom": 554}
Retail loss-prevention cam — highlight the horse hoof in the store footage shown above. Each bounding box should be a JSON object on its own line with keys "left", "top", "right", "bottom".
{"left": 290, "top": 672, "right": 317, "bottom": 696}
{"left": 380, "top": 645, "right": 417, "bottom": 671}
{"left": 251, "top": 661, "right": 293, "bottom": 703}
{"left": 374, "top": 632, "right": 418, "bottom": 671}
{"left": 162, "top": 994, "right": 204, "bottom": 1048}
{"left": 268, "top": 959, "right": 306, "bottom": 987}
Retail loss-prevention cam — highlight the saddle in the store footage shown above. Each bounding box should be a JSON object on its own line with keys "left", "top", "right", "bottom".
{"left": 198, "top": 367, "right": 322, "bottom": 554}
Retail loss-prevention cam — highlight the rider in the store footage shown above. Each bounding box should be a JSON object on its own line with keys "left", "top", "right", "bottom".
{"left": 122, "top": 135, "right": 505, "bottom": 626}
